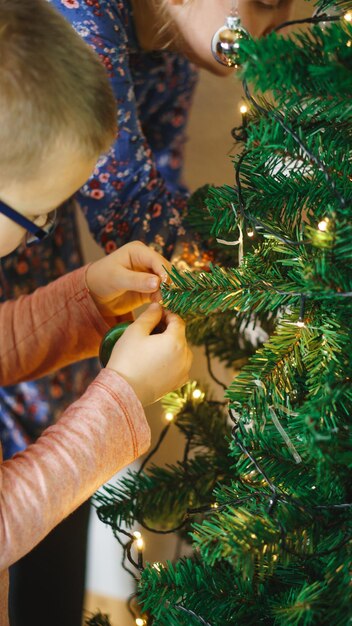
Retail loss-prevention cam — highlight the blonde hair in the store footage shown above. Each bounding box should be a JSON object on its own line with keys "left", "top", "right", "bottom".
{"left": 0, "top": 0, "right": 117, "bottom": 185}
{"left": 151, "top": 0, "right": 174, "bottom": 47}
{"left": 134, "top": 0, "right": 191, "bottom": 50}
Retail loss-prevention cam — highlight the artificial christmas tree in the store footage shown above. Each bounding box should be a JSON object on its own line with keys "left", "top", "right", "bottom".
{"left": 91, "top": 2, "right": 352, "bottom": 624}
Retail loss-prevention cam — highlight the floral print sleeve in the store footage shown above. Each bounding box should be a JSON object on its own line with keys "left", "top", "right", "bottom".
{"left": 50, "top": 0, "right": 199, "bottom": 259}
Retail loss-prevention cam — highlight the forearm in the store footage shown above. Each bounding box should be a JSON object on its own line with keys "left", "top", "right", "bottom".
{"left": 0, "top": 368, "right": 150, "bottom": 569}
{"left": 0, "top": 266, "right": 109, "bottom": 385}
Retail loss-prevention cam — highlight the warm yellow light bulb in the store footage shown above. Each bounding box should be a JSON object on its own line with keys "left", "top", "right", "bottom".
{"left": 318, "top": 218, "right": 329, "bottom": 231}
{"left": 165, "top": 412, "right": 174, "bottom": 422}
{"left": 247, "top": 230, "right": 254, "bottom": 238}
{"left": 192, "top": 388, "right": 203, "bottom": 400}
{"left": 136, "top": 537, "right": 144, "bottom": 551}
{"left": 239, "top": 103, "right": 248, "bottom": 115}
{"left": 133, "top": 531, "right": 142, "bottom": 539}
{"left": 152, "top": 562, "right": 162, "bottom": 571}
{"left": 135, "top": 619, "right": 146, "bottom": 626}
{"left": 344, "top": 11, "right": 352, "bottom": 21}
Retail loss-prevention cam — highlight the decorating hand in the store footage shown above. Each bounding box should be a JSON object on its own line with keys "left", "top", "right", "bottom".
{"left": 85, "top": 241, "right": 171, "bottom": 317}
{"left": 106, "top": 303, "right": 193, "bottom": 406}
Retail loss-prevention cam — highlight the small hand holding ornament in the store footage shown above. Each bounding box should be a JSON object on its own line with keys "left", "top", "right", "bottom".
{"left": 86, "top": 242, "right": 192, "bottom": 406}
{"left": 99, "top": 317, "right": 166, "bottom": 367}
{"left": 211, "top": 0, "right": 249, "bottom": 68}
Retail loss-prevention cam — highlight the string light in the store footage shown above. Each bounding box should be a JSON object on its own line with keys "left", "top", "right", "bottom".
{"left": 134, "top": 534, "right": 145, "bottom": 571}
{"left": 165, "top": 411, "right": 175, "bottom": 422}
{"left": 318, "top": 217, "right": 329, "bottom": 231}
{"left": 296, "top": 295, "right": 306, "bottom": 328}
{"left": 192, "top": 388, "right": 203, "bottom": 400}
{"left": 135, "top": 619, "right": 146, "bottom": 626}
{"left": 152, "top": 562, "right": 162, "bottom": 572}
{"left": 344, "top": 11, "right": 352, "bottom": 22}
{"left": 133, "top": 531, "right": 142, "bottom": 540}
{"left": 247, "top": 229, "right": 254, "bottom": 238}
{"left": 136, "top": 537, "right": 145, "bottom": 551}
{"left": 239, "top": 103, "right": 248, "bottom": 115}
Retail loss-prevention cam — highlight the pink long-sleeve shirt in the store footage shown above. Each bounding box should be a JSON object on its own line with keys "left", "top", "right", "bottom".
{"left": 0, "top": 267, "right": 150, "bottom": 626}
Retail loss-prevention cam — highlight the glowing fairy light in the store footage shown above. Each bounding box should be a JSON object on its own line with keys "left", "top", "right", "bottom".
{"left": 133, "top": 531, "right": 145, "bottom": 571}
{"left": 165, "top": 412, "right": 175, "bottom": 422}
{"left": 135, "top": 619, "right": 146, "bottom": 626}
{"left": 344, "top": 11, "right": 352, "bottom": 22}
{"left": 318, "top": 217, "right": 329, "bottom": 231}
{"left": 152, "top": 562, "right": 162, "bottom": 572}
{"left": 192, "top": 388, "right": 203, "bottom": 400}
{"left": 239, "top": 103, "right": 248, "bottom": 115}
{"left": 247, "top": 230, "right": 254, "bottom": 238}
{"left": 136, "top": 537, "right": 145, "bottom": 551}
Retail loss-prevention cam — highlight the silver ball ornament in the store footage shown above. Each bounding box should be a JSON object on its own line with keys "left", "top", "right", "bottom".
{"left": 211, "top": 16, "right": 248, "bottom": 68}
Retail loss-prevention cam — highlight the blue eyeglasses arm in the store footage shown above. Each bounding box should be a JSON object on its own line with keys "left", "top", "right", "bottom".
{"left": 0, "top": 201, "right": 46, "bottom": 239}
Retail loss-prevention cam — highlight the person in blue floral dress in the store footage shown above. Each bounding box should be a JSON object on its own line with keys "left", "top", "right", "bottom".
{"left": 3, "top": 1, "right": 295, "bottom": 624}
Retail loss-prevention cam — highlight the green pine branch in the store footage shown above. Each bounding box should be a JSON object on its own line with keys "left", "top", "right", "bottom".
{"left": 95, "top": 9, "right": 352, "bottom": 625}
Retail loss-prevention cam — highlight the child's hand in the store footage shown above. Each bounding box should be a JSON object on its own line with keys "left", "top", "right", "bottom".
{"left": 85, "top": 241, "right": 171, "bottom": 317}
{"left": 106, "top": 303, "right": 193, "bottom": 406}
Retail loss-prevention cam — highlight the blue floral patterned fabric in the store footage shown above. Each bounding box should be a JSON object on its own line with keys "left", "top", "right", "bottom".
{"left": 53, "top": 0, "right": 199, "bottom": 257}
{"left": 0, "top": 0, "right": 199, "bottom": 459}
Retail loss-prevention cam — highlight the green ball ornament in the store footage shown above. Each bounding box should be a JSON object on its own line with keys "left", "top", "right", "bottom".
{"left": 99, "top": 321, "right": 132, "bottom": 368}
